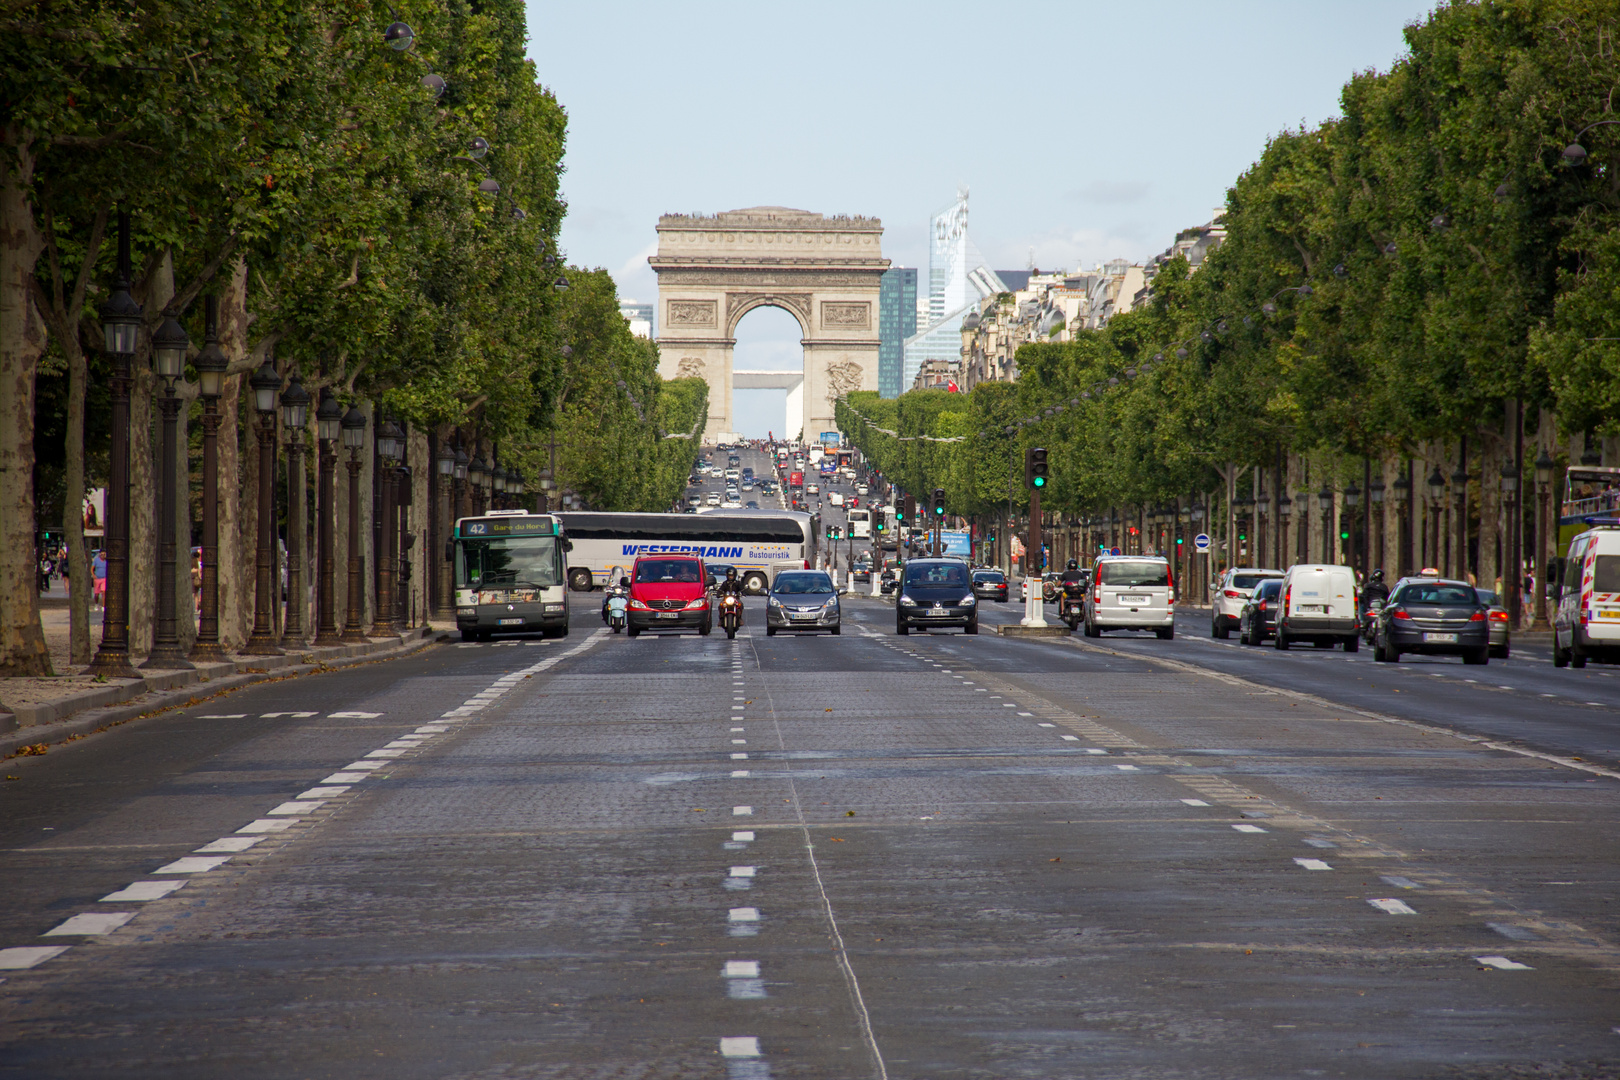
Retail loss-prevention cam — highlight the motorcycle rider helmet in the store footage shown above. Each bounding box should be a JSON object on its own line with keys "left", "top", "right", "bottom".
{"left": 1067, "top": 560, "right": 1078, "bottom": 571}
{"left": 725, "top": 567, "right": 737, "bottom": 582}
{"left": 1370, "top": 569, "right": 1384, "bottom": 583}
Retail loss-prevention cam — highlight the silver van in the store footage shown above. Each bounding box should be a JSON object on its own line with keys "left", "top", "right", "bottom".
{"left": 1083, "top": 555, "right": 1174, "bottom": 639}
{"left": 1275, "top": 563, "right": 1359, "bottom": 651}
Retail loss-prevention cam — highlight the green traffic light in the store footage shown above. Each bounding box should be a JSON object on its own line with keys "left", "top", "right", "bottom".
{"left": 1031, "top": 476, "right": 1046, "bottom": 488}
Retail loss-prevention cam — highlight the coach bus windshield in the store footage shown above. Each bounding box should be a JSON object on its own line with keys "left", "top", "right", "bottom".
{"left": 456, "top": 536, "right": 564, "bottom": 589}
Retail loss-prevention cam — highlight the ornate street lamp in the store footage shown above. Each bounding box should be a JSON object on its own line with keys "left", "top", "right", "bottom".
{"left": 1533, "top": 449, "right": 1556, "bottom": 630}
{"left": 1452, "top": 463, "right": 1469, "bottom": 580}
{"left": 143, "top": 315, "right": 194, "bottom": 669}
{"left": 279, "top": 374, "right": 311, "bottom": 646}
{"left": 453, "top": 445, "right": 470, "bottom": 519}
{"left": 436, "top": 443, "right": 456, "bottom": 619}
{"left": 190, "top": 297, "right": 229, "bottom": 663}
{"left": 1426, "top": 465, "right": 1446, "bottom": 570}
{"left": 1317, "top": 485, "right": 1334, "bottom": 564}
{"left": 1344, "top": 480, "right": 1360, "bottom": 571}
{"left": 371, "top": 418, "right": 405, "bottom": 638}
{"left": 1391, "top": 470, "right": 1411, "bottom": 577}
{"left": 314, "top": 389, "right": 344, "bottom": 644}
{"left": 1369, "top": 474, "right": 1386, "bottom": 575}
{"left": 492, "top": 463, "right": 509, "bottom": 510}
{"left": 468, "top": 453, "right": 489, "bottom": 515}
{"left": 341, "top": 407, "right": 369, "bottom": 641}
{"left": 1501, "top": 457, "right": 1521, "bottom": 625}
{"left": 88, "top": 211, "right": 143, "bottom": 679}
{"left": 244, "top": 360, "right": 284, "bottom": 655}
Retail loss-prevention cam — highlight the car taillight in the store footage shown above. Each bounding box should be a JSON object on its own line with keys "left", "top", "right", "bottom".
{"left": 1257, "top": 600, "right": 1266, "bottom": 612}
{"left": 1391, "top": 607, "right": 1410, "bottom": 620}
{"left": 1092, "top": 591, "right": 1100, "bottom": 604}
{"left": 1470, "top": 610, "right": 1486, "bottom": 622}
{"left": 1488, "top": 610, "right": 1508, "bottom": 622}
{"left": 804, "top": 559, "right": 810, "bottom": 569}
{"left": 1224, "top": 589, "right": 1243, "bottom": 599}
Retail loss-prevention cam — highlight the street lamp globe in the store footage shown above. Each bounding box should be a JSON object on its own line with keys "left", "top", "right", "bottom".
{"left": 1499, "top": 459, "right": 1518, "bottom": 495}
{"left": 1426, "top": 466, "right": 1446, "bottom": 503}
{"left": 1535, "top": 449, "right": 1555, "bottom": 487}
{"left": 453, "top": 447, "right": 469, "bottom": 481}
{"left": 151, "top": 316, "right": 190, "bottom": 382}
{"left": 100, "top": 277, "right": 142, "bottom": 355}
{"left": 1369, "top": 477, "right": 1386, "bottom": 505}
{"left": 316, "top": 388, "right": 343, "bottom": 443}
{"left": 340, "top": 406, "right": 367, "bottom": 452}
{"left": 492, "top": 465, "right": 508, "bottom": 495}
{"left": 509, "top": 473, "right": 525, "bottom": 497}
{"left": 1317, "top": 486, "right": 1334, "bottom": 512}
{"left": 280, "top": 372, "right": 311, "bottom": 431}
{"left": 250, "top": 360, "right": 281, "bottom": 416}
{"left": 1344, "top": 480, "right": 1360, "bottom": 509}
{"left": 436, "top": 445, "right": 456, "bottom": 477}
{"left": 195, "top": 330, "right": 228, "bottom": 400}
{"left": 378, "top": 419, "right": 406, "bottom": 464}
{"left": 384, "top": 20, "right": 415, "bottom": 49}
{"left": 1278, "top": 494, "right": 1293, "bottom": 521}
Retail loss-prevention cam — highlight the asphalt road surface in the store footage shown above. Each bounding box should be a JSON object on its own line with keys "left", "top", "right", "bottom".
{"left": 2, "top": 592, "right": 1617, "bottom": 1078}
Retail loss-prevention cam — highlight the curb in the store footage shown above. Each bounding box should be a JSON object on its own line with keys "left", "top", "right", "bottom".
{"left": 0, "top": 629, "right": 442, "bottom": 760}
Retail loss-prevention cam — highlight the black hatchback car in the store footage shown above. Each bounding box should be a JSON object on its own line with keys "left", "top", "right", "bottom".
{"left": 1238, "top": 578, "right": 1283, "bottom": 645}
{"left": 896, "top": 558, "right": 978, "bottom": 635}
{"left": 1373, "top": 577, "right": 1490, "bottom": 664}
{"left": 971, "top": 569, "right": 1010, "bottom": 602}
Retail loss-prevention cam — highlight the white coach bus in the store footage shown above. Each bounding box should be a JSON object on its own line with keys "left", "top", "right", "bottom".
{"left": 557, "top": 510, "right": 819, "bottom": 595}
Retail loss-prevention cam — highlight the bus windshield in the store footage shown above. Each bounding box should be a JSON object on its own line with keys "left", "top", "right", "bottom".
{"left": 456, "top": 536, "right": 563, "bottom": 589}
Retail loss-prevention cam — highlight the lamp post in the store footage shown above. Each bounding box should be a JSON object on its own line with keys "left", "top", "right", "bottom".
{"left": 1233, "top": 492, "right": 1252, "bottom": 563}
{"left": 1391, "top": 471, "right": 1410, "bottom": 577}
{"left": 279, "top": 374, "right": 311, "bottom": 647}
{"left": 190, "top": 297, "right": 228, "bottom": 663}
{"left": 142, "top": 314, "right": 194, "bottom": 669}
{"left": 1277, "top": 490, "right": 1292, "bottom": 569}
{"left": 509, "top": 471, "right": 526, "bottom": 513}
{"left": 1368, "top": 475, "right": 1386, "bottom": 576}
{"left": 314, "top": 390, "right": 343, "bottom": 644}
{"left": 469, "top": 454, "right": 489, "bottom": 515}
{"left": 1533, "top": 449, "right": 1555, "bottom": 631}
{"left": 1500, "top": 457, "right": 1520, "bottom": 626}
{"left": 244, "top": 360, "right": 284, "bottom": 655}
{"left": 1344, "top": 480, "right": 1360, "bottom": 572}
{"left": 436, "top": 443, "right": 456, "bottom": 619}
{"left": 371, "top": 418, "right": 405, "bottom": 637}
{"left": 453, "top": 445, "right": 470, "bottom": 520}
{"left": 1452, "top": 462, "right": 1468, "bottom": 581}
{"left": 1317, "top": 485, "right": 1334, "bottom": 564}
{"left": 1426, "top": 465, "right": 1445, "bottom": 570}
{"left": 492, "top": 464, "right": 508, "bottom": 510}
{"left": 341, "top": 407, "right": 369, "bottom": 641}
{"left": 1255, "top": 488, "right": 1269, "bottom": 570}
{"left": 88, "top": 211, "right": 142, "bottom": 680}
{"left": 537, "top": 467, "right": 553, "bottom": 512}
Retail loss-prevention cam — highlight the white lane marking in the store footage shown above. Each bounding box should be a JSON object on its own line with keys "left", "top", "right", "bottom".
{"left": 100, "top": 880, "right": 185, "bottom": 902}
{"left": 1018, "top": 712, "right": 1033, "bottom": 717}
{"left": 343, "top": 760, "right": 384, "bottom": 771}
{"left": 1059, "top": 735, "right": 1079, "bottom": 741}
{"left": 0, "top": 946, "right": 70, "bottom": 969}
{"left": 1232, "top": 824, "right": 1267, "bottom": 834}
{"left": 329, "top": 711, "right": 382, "bottom": 719}
{"left": 1037, "top": 723, "right": 1055, "bottom": 727}
{"left": 194, "top": 837, "right": 262, "bottom": 854}
{"left": 323, "top": 772, "right": 369, "bottom": 784}
{"left": 731, "top": 770, "right": 750, "bottom": 778}
{"left": 975, "top": 688, "right": 987, "bottom": 692}
{"left": 1303, "top": 838, "right": 1337, "bottom": 849}
{"left": 153, "top": 856, "right": 233, "bottom": 874}
{"left": 1115, "top": 764, "right": 1140, "bottom": 771}
{"left": 724, "top": 960, "right": 761, "bottom": 978}
{"left": 731, "top": 753, "right": 748, "bottom": 760}
{"left": 365, "top": 749, "right": 406, "bottom": 759}
{"left": 237, "top": 819, "right": 296, "bottom": 834}
{"left": 1182, "top": 799, "right": 1210, "bottom": 807}
{"left": 1294, "top": 858, "right": 1333, "bottom": 871}
{"left": 44, "top": 912, "right": 135, "bottom": 936}
{"left": 268, "top": 800, "right": 324, "bottom": 816}
{"left": 1368, "top": 898, "right": 1417, "bottom": 915}
{"left": 731, "top": 727, "right": 745, "bottom": 732}
{"left": 733, "top": 806, "right": 754, "bottom": 816}
{"left": 384, "top": 740, "right": 423, "bottom": 749}
{"left": 1476, "top": 955, "right": 1533, "bottom": 970}
{"left": 1003, "top": 703, "right": 1016, "bottom": 707}
{"left": 732, "top": 739, "right": 747, "bottom": 745}
{"left": 199, "top": 714, "right": 248, "bottom": 719}
{"left": 1381, "top": 875, "right": 1421, "bottom": 890}
{"left": 259, "top": 711, "right": 317, "bottom": 719}
{"left": 729, "top": 907, "right": 760, "bottom": 922}
{"left": 730, "top": 866, "right": 756, "bottom": 878}
{"left": 415, "top": 725, "right": 449, "bottom": 734}
{"left": 298, "top": 786, "right": 349, "bottom": 799}
{"left": 720, "top": 1036, "right": 761, "bottom": 1058}
{"left": 732, "top": 831, "right": 755, "bottom": 842}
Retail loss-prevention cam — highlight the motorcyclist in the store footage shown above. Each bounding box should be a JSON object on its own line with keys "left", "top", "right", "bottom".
{"left": 601, "top": 575, "right": 630, "bottom": 623}
{"left": 1359, "top": 569, "right": 1389, "bottom": 639}
{"left": 1058, "top": 559, "right": 1086, "bottom": 618}
{"left": 717, "top": 567, "right": 745, "bottom": 598}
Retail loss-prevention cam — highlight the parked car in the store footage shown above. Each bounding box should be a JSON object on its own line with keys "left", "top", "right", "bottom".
{"left": 896, "top": 558, "right": 978, "bottom": 635}
{"left": 1084, "top": 556, "right": 1174, "bottom": 639}
{"left": 1372, "top": 576, "right": 1489, "bottom": 664}
{"left": 1274, "top": 563, "right": 1359, "bottom": 651}
{"left": 1552, "top": 525, "right": 1620, "bottom": 668}
{"left": 1473, "top": 588, "right": 1512, "bottom": 659}
{"left": 1211, "top": 567, "right": 1284, "bottom": 639}
{"left": 971, "top": 569, "right": 1010, "bottom": 602}
{"left": 1238, "top": 578, "right": 1284, "bottom": 645}
{"left": 765, "top": 569, "right": 841, "bottom": 636}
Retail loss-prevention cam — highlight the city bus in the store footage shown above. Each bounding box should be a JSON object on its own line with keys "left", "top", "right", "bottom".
{"left": 847, "top": 508, "right": 870, "bottom": 540}
{"left": 557, "top": 510, "right": 820, "bottom": 595}
{"left": 1559, "top": 464, "right": 1620, "bottom": 549}
{"left": 448, "top": 510, "right": 572, "bottom": 642}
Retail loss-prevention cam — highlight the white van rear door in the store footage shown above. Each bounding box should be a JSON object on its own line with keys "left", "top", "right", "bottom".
{"left": 1329, "top": 570, "right": 1356, "bottom": 616}
{"left": 1290, "top": 571, "right": 1328, "bottom": 614}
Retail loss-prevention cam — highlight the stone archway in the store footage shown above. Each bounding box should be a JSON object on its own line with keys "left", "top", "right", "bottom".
{"left": 650, "top": 207, "right": 887, "bottom": 443}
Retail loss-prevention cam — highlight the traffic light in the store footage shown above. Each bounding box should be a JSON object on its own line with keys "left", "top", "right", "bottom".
{"left": 1024, "top": 446, "right": 1049, "bottom": 490}
{"left": 932, "top": 488, "right": 946, "bottom": 518}
{"left": 872, "top": 508, "right": 885, "bottom": 532}
{"left": 902, "top": 494, "right": 916, "bottom": 523}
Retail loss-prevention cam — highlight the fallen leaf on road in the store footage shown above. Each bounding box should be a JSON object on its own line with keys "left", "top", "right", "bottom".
{"left": 845, "top": 810, "right": 856, "bottom": 817}
{"left": 691, "top": 808, "right": 706, "bottom": 812}
{"left": 15, "top": 744, "right": 47, "bottom": 756}
{"left": 1049, "top": 857, "right": 1061, "bottom": 862}
{"left": 830, "top": 837, "right": 845, "bottom": 842}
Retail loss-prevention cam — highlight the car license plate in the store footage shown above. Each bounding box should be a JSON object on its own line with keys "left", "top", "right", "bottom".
{"left": 1423, "top": 632, "right": 1458, "bottom": 643}
{"left": 925, "top": 608, "right": 949, "bottom": 616}
{"left": 498, "top": 618, "right": 524, "bottom": 626}
{"left": 1599, "top": 609, "right": 1620, "bottom": 619}
{"left": 1120, "top": 596, "right": 1148, "bottom": 605}
{"left": 655, "top": 612, "right": 680, "bottom": 619}
{"left": 790, "top": 612, "right": 815, "bottom": 620}
{"left": 1297, "top": 604, "right": 1324, "bottom": 613}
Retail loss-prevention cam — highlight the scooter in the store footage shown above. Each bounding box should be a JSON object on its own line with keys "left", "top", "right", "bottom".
{"left": 606, "top": 592, "right": 628, "bottom": 633}
{"left": 602, "top": 577, "right": 630, "bottom": 630}
{"left": 1059, "top": 583, "right": 1085, "bottom": 631}
{"left": 719, "top": 593, "right": 743, "bottom": 640}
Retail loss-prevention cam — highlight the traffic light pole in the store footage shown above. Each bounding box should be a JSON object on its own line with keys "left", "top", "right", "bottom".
{"left": 1022, "top": 461, "right": 1049, "bottom": 628}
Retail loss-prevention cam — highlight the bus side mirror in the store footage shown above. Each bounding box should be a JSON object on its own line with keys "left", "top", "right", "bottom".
{"left": 563, "top": 538, "right": 574, "bottom": 552}
{"left": 444, "top": 538, "right": 454, "bottom": 562}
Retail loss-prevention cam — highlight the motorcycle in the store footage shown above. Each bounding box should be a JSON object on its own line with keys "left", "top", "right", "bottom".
{"left": 719, "top": 593, "right": 743, "bottom": 640}
{"left": 606, "top": 591, "right": 628, "bottom": 633}
{"left": 1059, "top": 582, "right": 1085, "bottom": 631}
{"left": 1360, "top": 598, "right": 1383, "bottom": 647}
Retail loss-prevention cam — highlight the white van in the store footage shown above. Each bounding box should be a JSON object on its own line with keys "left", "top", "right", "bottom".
{"left": 1083, "top": 555, "right": 1174, "bottom": 639}
{"left": 828, "top": 491, "right": 844, "bottom": 507}
{"left": 1275, "top": 564, "right": 1359, "bottom": 651}
{"left": 1553, "top": 525, "right": 1620, "bottom": 668}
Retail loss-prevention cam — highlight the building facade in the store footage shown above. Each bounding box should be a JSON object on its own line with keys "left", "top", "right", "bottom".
{"left": 878, "top": 267, "right": 917, "bottom": 399}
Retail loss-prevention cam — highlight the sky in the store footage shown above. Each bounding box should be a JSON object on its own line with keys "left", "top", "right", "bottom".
{"left": 524, "top": 0, "right": 1442, "bottom": 438}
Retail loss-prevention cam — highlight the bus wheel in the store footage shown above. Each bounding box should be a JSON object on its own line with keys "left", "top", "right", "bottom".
{"left": 568, "top": 568, "right": 594, "bottom": 592}
{"left": 743, "top": 572, "right": 768, "bottom": 595}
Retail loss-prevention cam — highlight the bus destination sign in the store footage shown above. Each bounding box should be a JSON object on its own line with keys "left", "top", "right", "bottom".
{"left": 457, "top": 517, "right": 558, "bottom": 539}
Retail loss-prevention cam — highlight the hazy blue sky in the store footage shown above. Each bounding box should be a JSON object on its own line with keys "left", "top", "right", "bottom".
{"left": 524, "top": 0, "right": 1441, "bottom": 438}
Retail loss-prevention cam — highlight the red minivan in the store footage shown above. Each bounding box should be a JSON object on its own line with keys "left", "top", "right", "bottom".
{"left": 626, "top": 554, "right": 712, "bottom": 637}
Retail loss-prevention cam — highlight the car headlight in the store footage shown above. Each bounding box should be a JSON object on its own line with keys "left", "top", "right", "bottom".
{"left": 628, "top": 598, "right": 650, "bottom": 610}
{"left": 961, "top": 595, "right": 977, "bottom": 605}
{"left": 767, "top": 596, "right": 782, "bottom": 608}
{"left": 899, "top": 593, "right": 915, "bottom": 606}
{"left": 543, "top": 603, "right": 565, "bottom": 613}
{"left": 684, "top": 598, "right": 708, "bottom": 610}
{"left": 456, "top": 607, "right": 476, "bottom": 616}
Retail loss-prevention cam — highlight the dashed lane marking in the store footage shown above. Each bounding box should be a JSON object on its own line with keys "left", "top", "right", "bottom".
{"left": 1232, "top": 824, "right": 1268, "bottom": 834}
{"left": 1369, "top": 898, "right": 1418, "bottom": 915}
{"left": 100, "top": 881, "right": 185, "bottom": 902}
{"left": 43, "top": 912, "right": 135, "bottom": 936}
{"left": 1476, "top": 955, "right": 1533, "bottom": 970}
{"left": 1294, "top": 858, "right": 1333, "bottom": 871}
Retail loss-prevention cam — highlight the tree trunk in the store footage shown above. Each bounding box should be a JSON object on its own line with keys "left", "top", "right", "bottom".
{"left": 218, "top": 260, "right": 249, "bottom": 649}
{"left": 126, "top": 255, "right": 174, "bottom": 658}
{"left": 0, "top": 126, "right": 51, "bottom": 677}
{"left": 1477, "top": 427, "right": 1502, "bottom": 595}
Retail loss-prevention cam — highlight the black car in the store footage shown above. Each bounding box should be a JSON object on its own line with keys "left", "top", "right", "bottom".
{"left": 1238, "top": 578, "right": 1283, "bottom": 645}
{"left": 1373, "top": 577, "right": 1490, "bottom": 664}
{"left": 971, "top": 569, "right": 1010, "bottom": 601}
{"left": 896, "top": 558, "right": 978, "bottom": 635}
{"left": 879, "top": 568, "right": 898, "bottom": 595}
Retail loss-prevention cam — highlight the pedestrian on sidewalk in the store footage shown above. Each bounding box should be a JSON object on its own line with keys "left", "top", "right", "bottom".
{"left": 92, "top": 549, "right": 107, "bottom": 609}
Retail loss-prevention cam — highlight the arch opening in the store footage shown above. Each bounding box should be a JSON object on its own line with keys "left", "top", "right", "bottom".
{"left": 732, "top": 305, "right": 804, "bottom": 441}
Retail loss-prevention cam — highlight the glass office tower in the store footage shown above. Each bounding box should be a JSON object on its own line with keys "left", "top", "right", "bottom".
{"left": 879, "top": 267, "right": 918, "bottom": 399}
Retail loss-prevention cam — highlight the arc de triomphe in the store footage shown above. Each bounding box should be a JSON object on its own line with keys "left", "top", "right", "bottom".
{"left": 649, "top": 206, "right": 887, "bottom": 443}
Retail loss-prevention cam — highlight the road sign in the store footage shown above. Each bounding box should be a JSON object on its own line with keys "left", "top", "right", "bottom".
{"left": 1194, "top": 533, "right": 1211, "bottom": 552}
{"left": 1109, "top": 546, "right": 1121, "bottom": 556}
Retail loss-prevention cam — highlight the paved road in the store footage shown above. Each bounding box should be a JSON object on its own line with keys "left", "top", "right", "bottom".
{"left": 2, "top": 595, "right": 1617, "bottom": 1078}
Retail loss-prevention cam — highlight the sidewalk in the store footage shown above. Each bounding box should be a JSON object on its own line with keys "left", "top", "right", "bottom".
{"left": 1, "top": 599, "right": 441, "bottom": 759}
